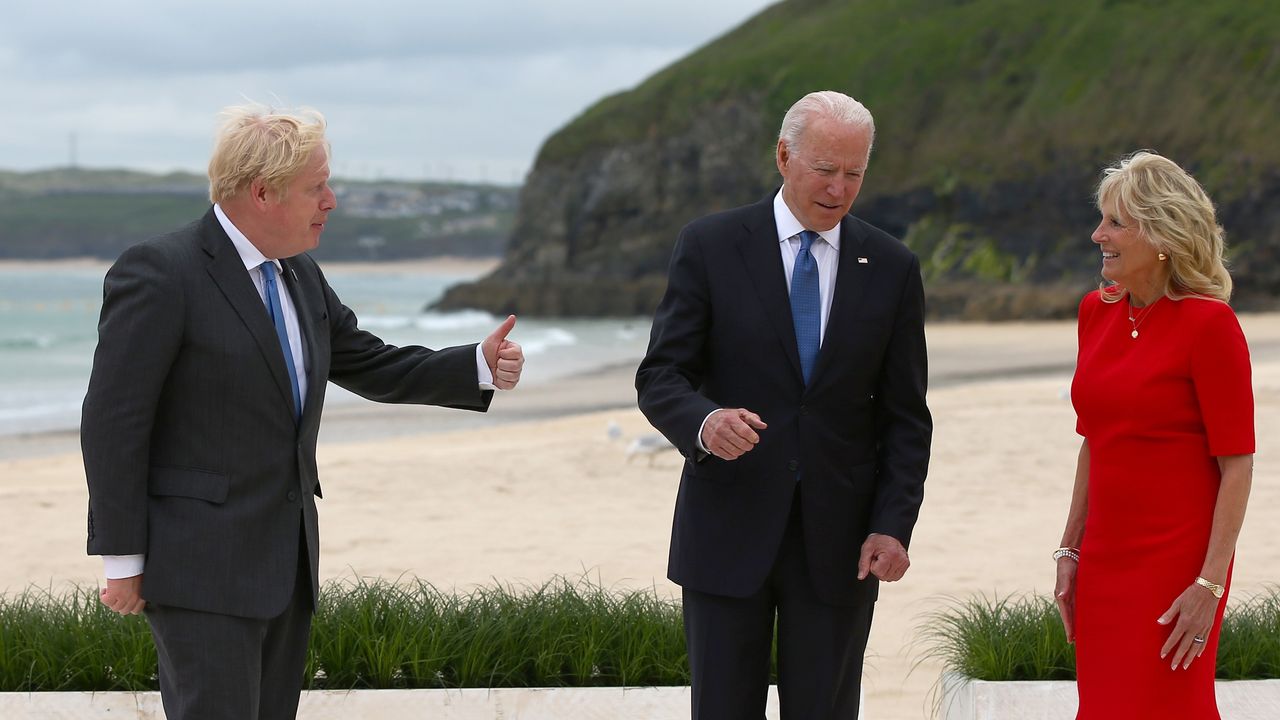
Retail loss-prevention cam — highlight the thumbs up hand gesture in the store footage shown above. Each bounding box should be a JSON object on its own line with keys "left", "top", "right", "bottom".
{"left": 481, "top": 315, "right": 524, "bottom": 390}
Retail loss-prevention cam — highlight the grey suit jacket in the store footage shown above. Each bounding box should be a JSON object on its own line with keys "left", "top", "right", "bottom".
{"left": 82, "top": 208, "right": 491, "bottom": 619}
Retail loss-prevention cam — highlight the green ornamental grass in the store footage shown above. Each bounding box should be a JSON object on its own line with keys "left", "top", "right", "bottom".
{"left": 918, "top": 594, "right": 1076, "bottom": 682}
{"left": 0, "top": 585, "right": 155, "bottom": 691}
{"left": 305, "top": 576, "right": 690, "bottom": 689}
{"left": 1217, "top": 588, "right": 1280, "bottom": 680}
{"left": 920, "top": 587, "right": 1280, "bottom": 682}
{"left": 0, "top": 576, "right": 692, "bottom": 692}
{"left": 8, "top": 581, "right": 1276, "bottom": 692}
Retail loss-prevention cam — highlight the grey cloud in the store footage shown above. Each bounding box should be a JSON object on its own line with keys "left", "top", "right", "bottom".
{"left": 4, "top": 0, "right": 774, "bottom": 75}
{"left": 1, "top": 0, "right": 774, "bottom": 179}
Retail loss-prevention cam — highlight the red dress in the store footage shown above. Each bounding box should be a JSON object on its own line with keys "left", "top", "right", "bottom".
{"left": 1070, "top": 290, "right": 1254, "bottom": 719}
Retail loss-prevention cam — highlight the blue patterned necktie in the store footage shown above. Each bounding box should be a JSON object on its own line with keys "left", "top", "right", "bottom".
{"left": 790, "top": 230, "right": 821, "bottom": 385}
{"left": 260, "top": 262, "right": 302, "bottom": 421}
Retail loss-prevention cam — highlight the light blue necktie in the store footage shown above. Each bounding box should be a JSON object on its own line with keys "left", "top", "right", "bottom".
{"left": 790, "top": 230, "right": 821, "bottom": 385}
{"left": 260, "top": 262, "right": 302, "bottom": 421}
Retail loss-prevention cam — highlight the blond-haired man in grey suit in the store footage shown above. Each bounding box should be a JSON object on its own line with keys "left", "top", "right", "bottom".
{"left": 82, "top": 104, "right": 524, "bottom": 720}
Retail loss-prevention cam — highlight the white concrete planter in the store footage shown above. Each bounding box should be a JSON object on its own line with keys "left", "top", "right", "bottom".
{"left": 0, "top": 686, "right": 790, "bottom": 719}
{"left": 940, "top": 671, "right": 1280, "bottom": 720}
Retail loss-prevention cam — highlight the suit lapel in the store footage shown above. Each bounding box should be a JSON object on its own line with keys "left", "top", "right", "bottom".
{"left": 198, "top": 212, "right": 298, "bottom": 417}
{"left": 736, "top": 198, "right": 805, "bottom": 384}
{"left": 811, "top": 215, "right": 874, "bottom": 383}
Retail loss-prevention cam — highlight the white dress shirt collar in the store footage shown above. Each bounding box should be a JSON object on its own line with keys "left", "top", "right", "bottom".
{"left": 773, "top": 188, "right": 841, "bottom": 249}
{"left": 213, "top": 204, "right": 282, "bottom": 274}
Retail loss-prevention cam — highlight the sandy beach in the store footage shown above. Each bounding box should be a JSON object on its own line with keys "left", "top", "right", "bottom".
{"left": 3, "top": 315, "right": 1279, "bottom": 719}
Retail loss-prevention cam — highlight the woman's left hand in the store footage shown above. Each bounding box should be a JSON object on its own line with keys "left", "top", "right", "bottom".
{"left": 1157, "top": 582, "right": 1220, "bottom": 670}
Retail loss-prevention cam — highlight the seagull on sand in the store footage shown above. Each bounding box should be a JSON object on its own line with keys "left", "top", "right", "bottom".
{"left": 606, "top": 420, "right": 624, "bottom": 441}
{"left": 625, "top": 434, "right": 675, "bottom": 465}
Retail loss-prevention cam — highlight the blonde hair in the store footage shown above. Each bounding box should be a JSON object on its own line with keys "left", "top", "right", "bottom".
{"left": 779, "top": 91, "right": 875, "bottom": 156}
{"left": 208, "top": 104, "right": 330, "bottom": 203}
{"left": 1096, "top": 151, "right": 1232, "bottom": 303}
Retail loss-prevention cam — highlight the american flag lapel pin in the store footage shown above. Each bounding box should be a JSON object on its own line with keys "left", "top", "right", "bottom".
{"left": 857, "top": 257, "right": 869, "bottom": 264}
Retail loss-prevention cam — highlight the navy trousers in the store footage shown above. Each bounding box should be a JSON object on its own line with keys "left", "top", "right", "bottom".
{"left": 682, "top": 488, "right": 874, "bottom": 720}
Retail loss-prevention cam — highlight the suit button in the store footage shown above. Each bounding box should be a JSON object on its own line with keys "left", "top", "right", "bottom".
{"left": 287, "top": 490, "right": 299, "bottom": 502}
{"left": 787, "top": 459, "right": 799, "bottom": 471}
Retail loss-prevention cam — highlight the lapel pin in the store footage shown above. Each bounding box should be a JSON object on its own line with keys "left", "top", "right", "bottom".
{"left": 857, "top": 257, "right": 869, "bottom": 264}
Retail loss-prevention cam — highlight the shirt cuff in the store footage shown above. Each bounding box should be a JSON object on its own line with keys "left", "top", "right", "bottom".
{"left": 475, "top": 344, "right": 498, "bottom": 390}
{"left": 695, "top": 409, "right": 720, "bottom": 455}
{"left": 103, "top": 554, "right": 145, "bottom": 579}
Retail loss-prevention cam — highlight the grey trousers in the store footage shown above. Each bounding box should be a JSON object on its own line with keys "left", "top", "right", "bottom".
{"left": 145, "top": 542, "right": 313, "bottom": 720}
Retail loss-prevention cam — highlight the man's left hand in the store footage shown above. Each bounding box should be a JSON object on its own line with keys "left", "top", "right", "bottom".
{"left": 481, "top": 315, "right": 524, "bottom": 390}
{"left": 858, "top": 533, "right": 909, "bottom": 582}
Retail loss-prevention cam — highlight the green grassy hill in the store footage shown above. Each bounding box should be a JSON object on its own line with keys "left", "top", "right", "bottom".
{"left": 0, "top": 169, "right": 518, "bottom": 261}
{"left": 439, "top": 0, "right": 1280, "bottom": 318}
{"left": 547, "top": 0, "right": 1279, "bottom": 196}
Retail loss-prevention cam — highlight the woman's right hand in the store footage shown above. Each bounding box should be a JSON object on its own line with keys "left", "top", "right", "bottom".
{"left": 1054, "top": 558, "right": 1079, "bottom": 643}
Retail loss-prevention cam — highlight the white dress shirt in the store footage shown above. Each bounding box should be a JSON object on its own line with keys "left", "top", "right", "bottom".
{"left": 772, "top": 189, "right": 840, "bottom": 344}
{"left": 216, "top": 204, "right": 311, "bottom": 404}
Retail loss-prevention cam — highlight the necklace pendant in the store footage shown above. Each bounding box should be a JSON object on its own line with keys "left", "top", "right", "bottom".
{"left": 1131, "top": 329, "right": 1139, "bottom": 339}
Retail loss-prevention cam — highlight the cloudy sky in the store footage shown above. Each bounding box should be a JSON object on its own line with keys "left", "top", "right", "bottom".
{"left": 2, "top": 0, "right": 775, "bottom": 184}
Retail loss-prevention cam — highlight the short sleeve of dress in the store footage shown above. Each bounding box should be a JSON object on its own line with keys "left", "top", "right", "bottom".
{"left": 1074, "top": 292, "right": 1100, "bottom": 437}
{"left": 1190, "top": 303, "right": 1255, "bottom": 456}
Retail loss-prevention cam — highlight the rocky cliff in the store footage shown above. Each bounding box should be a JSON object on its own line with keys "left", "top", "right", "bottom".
{"left": 437, "top": 97, "right": 772, "bottom": 315}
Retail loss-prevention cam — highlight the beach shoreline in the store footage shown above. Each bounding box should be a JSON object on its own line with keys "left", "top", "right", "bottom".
{"left": 10, "top": 309, "right": 1279, "bottom": 458}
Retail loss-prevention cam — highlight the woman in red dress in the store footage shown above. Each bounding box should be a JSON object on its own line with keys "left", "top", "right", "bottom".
{"left": 1055, "top": 151, "right": 1255, "bottom": 719}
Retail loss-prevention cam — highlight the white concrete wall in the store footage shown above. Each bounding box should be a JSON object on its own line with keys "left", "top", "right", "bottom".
{"left": 941, "top": 672, "right": 1280, "bottom": 720}
{"left": 0, "top": 686, "right": 782, "bottom": 719}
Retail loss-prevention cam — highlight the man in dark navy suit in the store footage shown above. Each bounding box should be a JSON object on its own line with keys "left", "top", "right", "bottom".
{"left": 637, "top": 90, "right": 932, "bottom": 719}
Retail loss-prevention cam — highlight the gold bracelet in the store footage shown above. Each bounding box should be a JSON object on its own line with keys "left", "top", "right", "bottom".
{"left": 1195, "top": 576, "right": 1225, "bottom": 599}
{"left": 1051, "top": 547, "right": 1080, "bottom": 562}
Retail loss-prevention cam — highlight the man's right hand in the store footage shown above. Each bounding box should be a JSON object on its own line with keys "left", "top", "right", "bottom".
{"left": 101, "top": 574, "right": 146, "bottom": 615}
{"left": 701, "top": 408, "right": 768, "bottom": 460}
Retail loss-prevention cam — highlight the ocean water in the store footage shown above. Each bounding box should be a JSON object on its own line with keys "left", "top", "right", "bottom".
{"left": 0, "top": 265, "right": 651, "bottom": 437}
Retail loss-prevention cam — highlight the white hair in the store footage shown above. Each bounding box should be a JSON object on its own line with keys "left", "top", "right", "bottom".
{"left": 778, "top": 91, "right": 875, "bottom": 155}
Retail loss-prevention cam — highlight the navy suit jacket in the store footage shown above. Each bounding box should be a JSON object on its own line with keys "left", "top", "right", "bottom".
{"left": 636, "top": 192, "right": 932, "bottom": 606}
{"left": 82, "top": 207, "right": 492, "bottom": 618}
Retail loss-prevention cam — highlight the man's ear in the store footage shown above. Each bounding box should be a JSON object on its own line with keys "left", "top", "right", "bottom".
{"left": 248, "top": 177, "right": 272, "bottom": 209}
